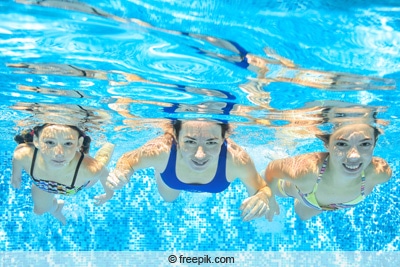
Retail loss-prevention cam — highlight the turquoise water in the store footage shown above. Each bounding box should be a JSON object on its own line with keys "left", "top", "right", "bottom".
{"left": 1, "top": 0, "right": 399, "bottom": 265}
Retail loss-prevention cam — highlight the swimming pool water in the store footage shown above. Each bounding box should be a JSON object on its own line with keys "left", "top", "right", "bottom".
{"left": 1, "top": 0, "right": 400, "bottom": 266}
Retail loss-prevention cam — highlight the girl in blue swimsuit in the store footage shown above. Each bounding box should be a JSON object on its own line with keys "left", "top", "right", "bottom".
{"left": 106, "top": 119, "right": 277, "bottom": 222}
{"left": 263, "top": 123, "right": 392, "bottom": 221}
{"left": 12, "top": 124, "right": 115, "bottom": 225}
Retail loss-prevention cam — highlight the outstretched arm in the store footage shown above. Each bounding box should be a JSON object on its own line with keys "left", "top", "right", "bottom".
{"left": 94, "top": 142, "right": 115, "bottom": 167}
{"left": 238, "top": 170, "right": 280, "bottom": 222}
{"left": 11, "top": 144, "right": 32, "bottom": 189}
{"left": 263, "top": 153, "right": 323, "bottom": 221}
{"left": 106, "top": 136, "right": 171, "bottom": 190}
{"left": 106, "top": 149, "right": 138, "bottom": 190}
{"left": 226, "top": 140, "right": 279, "bottom": 221}
{"left": 11, "top": 156, "right": 23, "bottom": 189}
{"left": 92, "top": 143, "right": 115, "bottom": 205}
{"left": 94, "top": 167, "right": 115, "bottom": 205}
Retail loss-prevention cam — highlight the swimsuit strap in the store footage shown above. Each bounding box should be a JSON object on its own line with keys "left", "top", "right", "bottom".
{"left": 213, "top": 139, "right": 227, "bottom": 178}
{"left": 30, "top": 147, "right": 38, "bottom": 178}
{"left": 302, "top": 155, "right": 329, "bottom": 197}
{"left": 316, "top": 156, "right": 329, "bottom": 184}
{"left": 70, "top": 152, "right": 84, "bottom": 187}
{"left": 360, "top": 171, "right": 366, "bottom": 196}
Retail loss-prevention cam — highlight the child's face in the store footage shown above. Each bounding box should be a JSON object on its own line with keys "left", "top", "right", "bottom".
{"left": 327, "top": 124, "right": 375, "bottom": 177}
{"left": 35, "top": 125, "right": 82, "bottom": 168}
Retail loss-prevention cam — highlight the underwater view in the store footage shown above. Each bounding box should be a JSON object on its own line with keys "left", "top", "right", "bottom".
{"left": 1, "top": 0, "right": 399, "bottom": 266}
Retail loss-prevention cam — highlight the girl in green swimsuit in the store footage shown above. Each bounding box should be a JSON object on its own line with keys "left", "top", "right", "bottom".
{"left": 12, "top": 124, "right": 115, "bottom": 225}
{"left": 263, "top": 123, "right": 392, "bottom": 221}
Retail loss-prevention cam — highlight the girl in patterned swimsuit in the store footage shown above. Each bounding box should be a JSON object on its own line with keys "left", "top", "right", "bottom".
{"left": 11, "top": 124, "right": 115, "bottom": 225}
{"left": 263, "top": 123, "right": 392, "bottom": 221}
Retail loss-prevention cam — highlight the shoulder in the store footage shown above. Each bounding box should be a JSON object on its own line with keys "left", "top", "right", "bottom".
{"left": 267, "top": 152, "right": 326, "bottom": 180}
{"left": 226, "top": 138, "right": 252, "bottom": 166}
{"left": 368, "top": 157, "right": 392, "bottom": 184}
{"left": 139, "top": 134, "right": 173, "bottom": 157}
{"left": 79, "top": 154, "right": 104, "bottom": 178}
{"left": 13, "top": 143, "right": 35, "bottom": 161}
{"left": 225, "top": 138, "right": 260, "bottom": 182}
{"left": 117, "top": 134, "right": 172, "bottom": 170}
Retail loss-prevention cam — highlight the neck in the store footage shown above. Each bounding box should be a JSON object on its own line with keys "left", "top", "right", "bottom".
{"left": 325, "top": 159, "right": 362, "bottom": 186}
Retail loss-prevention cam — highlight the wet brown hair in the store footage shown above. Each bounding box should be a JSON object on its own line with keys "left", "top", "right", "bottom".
{"left": 316, "top": 125, "right": 381, "bottom": 146}
{"left": 14, "top": 124, "right": 91, "bottom": 154}
{"left": 171, "top": 120, "right": 231, "bottom": 140}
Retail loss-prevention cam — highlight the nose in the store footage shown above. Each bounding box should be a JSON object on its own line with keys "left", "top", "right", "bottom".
{"left": 347, "top": 146, "right": 360, "bottom": 161}
{"left": 194, "top": 146, "right": 206, "bottom": 159}
{"left": 54, "top": 144, "right": 64, "bottom": 157}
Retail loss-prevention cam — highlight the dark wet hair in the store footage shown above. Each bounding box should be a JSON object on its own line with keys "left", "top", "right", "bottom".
{"left": 172, "top": 120, "right": 231, "bottom": 140}
{"left": 14, "top": 124, "right": 91, "bottom": 154}
{"left": 316, "top": 125, "right": 381, "bottom": 146}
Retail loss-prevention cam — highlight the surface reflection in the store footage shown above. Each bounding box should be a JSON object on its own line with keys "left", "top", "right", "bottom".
{"left": 10, "top": 102, "right": 112, "bottom": 133}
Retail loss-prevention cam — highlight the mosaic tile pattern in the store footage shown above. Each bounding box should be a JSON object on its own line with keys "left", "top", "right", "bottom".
{"left": 1, "top": 146, "right": 399, "bottom": 251}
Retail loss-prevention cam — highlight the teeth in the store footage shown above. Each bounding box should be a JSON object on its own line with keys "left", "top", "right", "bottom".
{"left": 193, "top": 160, "right": 207, "bottom": 166}
{"left": 345, "top": 164, "right": 360, "bottom": 170}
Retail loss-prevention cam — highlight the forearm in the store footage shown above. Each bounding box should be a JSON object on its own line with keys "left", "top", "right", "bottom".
{"left": 114, "top": 151, "right": 138, "bottom": 179}
{"left": 11, "top": 157, "right": 23, "bottom": 188}
{"left": 253, "top": 185, "right": 273, "bottom": 203}
{"left": 12, "top": 158, "right": 22, "bottom": 176}
{"left": 100, "top": 172, "right": 114, "bottom": 196}
{"left": 263, "top": 164, "right": 288, "bottom": 198}
{"left": 94, "top": 143, "right": 115, "bottom": 167}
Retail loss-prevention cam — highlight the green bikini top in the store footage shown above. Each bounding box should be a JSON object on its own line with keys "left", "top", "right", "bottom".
{"left": 296, "top": 156, "right": 366, "bottom": 211}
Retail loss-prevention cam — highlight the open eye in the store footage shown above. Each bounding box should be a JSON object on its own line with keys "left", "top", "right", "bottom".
{"left": 335, "top": 141, "right": 348, "bottom": 147}
{"left": 206, "top": 141, "right": 218, "bottom": 145}
{"left": 184, "top": 139, "right": 196, "bottom": 145}
{"left": 44, "top": 140, "right": 55, "bottom": 146}
{"left": 360, "top": 142, "right": 373, "bottom": 147}
{"left": 64, "top": 141, "right": 74, "bottom": 146}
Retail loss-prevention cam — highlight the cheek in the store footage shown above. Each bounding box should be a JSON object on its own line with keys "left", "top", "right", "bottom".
{"left": 39, "top": 144, "right": 52, "bottom": 154}
{"left": 207, "top": 147, "right": 221, "bottom": 157}
{"left": 361, "top": 150, "right": 374, "bottom": 160}
{"left": 179, "top": 146, "right": 194, "bottom": 158}
{"left": 331, "top": 147, "right": 346, "bottom": 158}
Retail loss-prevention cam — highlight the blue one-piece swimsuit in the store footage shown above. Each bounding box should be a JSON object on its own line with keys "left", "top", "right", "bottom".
{"left": 159, "top": 140, "right": 231, "bottom": 193}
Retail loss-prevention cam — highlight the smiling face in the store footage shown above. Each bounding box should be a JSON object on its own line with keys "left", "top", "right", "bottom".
{"left": 327, "top": 124, "right": 376, "bottom": 177}
{"left": 34, "top": 125, "right": 83, "bottom": 169}
{"left": 177, "top": 121, "right": 224, "bottom": 172}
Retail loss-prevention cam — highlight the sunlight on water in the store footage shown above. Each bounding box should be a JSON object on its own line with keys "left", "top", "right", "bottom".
{"left": 0, "top": 0, "right": 399, "bottom": 261}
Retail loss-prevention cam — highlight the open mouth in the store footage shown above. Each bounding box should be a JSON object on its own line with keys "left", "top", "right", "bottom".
{"left": 343, "top": 163, "right": 362, "bottom": 172}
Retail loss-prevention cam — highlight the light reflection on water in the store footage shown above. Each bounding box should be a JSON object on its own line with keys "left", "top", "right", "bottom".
{"left": 0, "top": 0, "right": 399, "bottom": 253}
{"left": 1, "top": 0, "right": 397, "bottom": 135}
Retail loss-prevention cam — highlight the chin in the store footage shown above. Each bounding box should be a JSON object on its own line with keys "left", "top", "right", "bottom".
{"left": 342, "top": 166, "right": 363, "bottom": 177}
{"left": 50, "top": 160, "right": 69, "bottom": 168}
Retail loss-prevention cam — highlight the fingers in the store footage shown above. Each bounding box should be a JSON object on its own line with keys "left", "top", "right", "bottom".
{"left": 265, "top": 202, "right": 280, "bottom": 222}
{"left": 11, "top": 181, "right": 21, "bottom": 189}
{"left": 240, "top": 196, "right": 269, "bottom": 222}
{"left": 266, "top": 210, "right": 274, "bottom": 222}
{"left": 94, "top": 195, "right": 108, "bottom": 206}
{"left": 240, "top": 195, "right": 283, "bottom": 222}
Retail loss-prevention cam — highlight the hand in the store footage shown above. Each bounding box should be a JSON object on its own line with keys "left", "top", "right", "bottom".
{"left": 11, "top": 175, "right": 21, "bottom": 189}
{"left": 239, "top": 194, "right": 269, "bottom": 221}
{"left": 265, "top": 197, "right": 280, "bottom": 222}
{"left": 94, "top": 192, "right": 113, "bottom": 206}
{"left": 106, "top": 170, "right": 130, "bottom": 190}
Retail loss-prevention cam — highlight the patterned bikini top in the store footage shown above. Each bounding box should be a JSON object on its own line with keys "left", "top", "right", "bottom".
{"left": 296, "top": 156, "right": 366, "bottom": 211}
{"left": 30, "top": 148, "right": 89, "bottom": 196}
